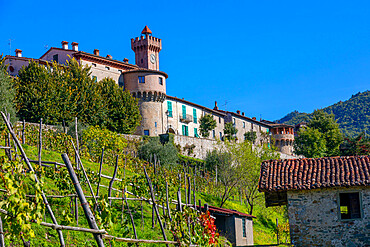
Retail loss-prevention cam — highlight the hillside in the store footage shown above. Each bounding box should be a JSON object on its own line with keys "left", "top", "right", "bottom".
{"left": 278, "top": 90, "right": 370, "bottom": 137}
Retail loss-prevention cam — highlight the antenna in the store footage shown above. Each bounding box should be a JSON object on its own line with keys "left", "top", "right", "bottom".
{"left": 8, "top": 39, "right": 15, "bottom": 55}
{"left": 222, "top": 100, "right": 229, "bottom": 111}
{"left": 44, "top": 45, "right": 49, "bottom": 50}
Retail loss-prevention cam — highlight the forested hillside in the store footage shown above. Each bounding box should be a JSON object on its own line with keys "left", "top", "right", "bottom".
{"left": 278, "top": 91, "right": 370, "bottom": 137}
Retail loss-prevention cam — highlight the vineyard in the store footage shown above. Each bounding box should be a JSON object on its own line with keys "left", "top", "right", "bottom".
{"left": 0, "top": 112, "right": 288, "bottom": 246}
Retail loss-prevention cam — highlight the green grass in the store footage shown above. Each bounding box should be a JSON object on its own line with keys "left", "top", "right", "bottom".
{"left": 2, "top": 144, "right": 288, "bottom": 246}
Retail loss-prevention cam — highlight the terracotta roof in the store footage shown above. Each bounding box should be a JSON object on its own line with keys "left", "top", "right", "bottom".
{"left": 166, "top": 96, "right": 226, "bottom": 117}
{"left": 206, "top": 205, "right": 255, "bottom": 218}
{"left": 259, "top": 156, "right": 370, "bottom": 192}
{"left": 141, "top": 25, "right": 152, "bottom": 34}
{"left": 73, "top": 51, "right": 138, "bottom": 70}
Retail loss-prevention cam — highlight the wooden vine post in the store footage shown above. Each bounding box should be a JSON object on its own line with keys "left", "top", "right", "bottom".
{"left": 0, "top": 112, "right": 66, "bottom": 247}
{"left": 108, "top": 156, "right": 119, "bottom": 206}
{"left": 61, "top": 153, "right": 105, "bottom": 247}
{"left": 95, "top": 148, "right": 104, "bottom": 212}
{"left": 75, "top": 117, "right": 79, "bottom": 170}
{"left": 38, "top": 118, "right": 42, "bottom": 168}
{"left": 143, "top": 166, "right": 169, "bottom": 247}
{"left": 0, "top": 215, "right": 4, "bottom": 247}
{"left": 22, "top": 119, "right": 25, "bottom": 144}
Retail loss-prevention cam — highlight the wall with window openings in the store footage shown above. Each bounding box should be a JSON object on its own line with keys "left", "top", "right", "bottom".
{"left": 163, "top": 99, "right": 225, "bottom": 139}
{"left": 287, "top": 187, "right": 370, "bottom": 247}
{"left": 81, "top": 60, "right": 122, "bottom": 83}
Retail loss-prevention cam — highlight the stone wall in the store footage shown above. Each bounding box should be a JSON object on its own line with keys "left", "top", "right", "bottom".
{"left": 173, "top": 135, "right": 219, "bottom": 159}
{"left": 287, "top": 187, "right": 370, "bottom": 247}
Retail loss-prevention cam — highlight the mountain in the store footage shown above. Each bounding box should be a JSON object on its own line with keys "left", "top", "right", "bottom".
{"left": 277, "top": 90, "right": 370, "bottom": 137}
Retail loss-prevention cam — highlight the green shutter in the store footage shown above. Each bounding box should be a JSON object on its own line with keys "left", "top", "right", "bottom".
{"left": 182, "top": 105, "right": 186, "bottom": 119}
{"left": 167, "top": 101, "right": 173, "bottom": 117}
{"left": 193, "top": 109, "right": 197, "bottom": 123}
{"left": 185, "top": 126, "right": 189, "bottom": 136}
{"left": 194, "top": 128, "right": 198, "bottom": 137}
{"left": 182, "top": 125, "right": 185, "bottom": 135}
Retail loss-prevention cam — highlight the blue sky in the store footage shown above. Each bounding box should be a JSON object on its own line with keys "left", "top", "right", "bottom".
{"left": 1, "top": 0, "right": 369, "bottom": 121}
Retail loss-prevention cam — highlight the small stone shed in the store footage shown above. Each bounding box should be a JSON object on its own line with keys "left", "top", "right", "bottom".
{"left": 207, "top": 205, "right": 255, "bottom": 246}
{"left": 258, "top": 156, "right": 370, "bottom": 247}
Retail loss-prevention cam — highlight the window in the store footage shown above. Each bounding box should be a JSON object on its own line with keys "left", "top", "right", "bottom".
{"left": 193, "top": 109, "right": 197, "bottom": 124}
{"left": 182, "top": 105, "right": 186, "bottom": 120}
{"left": 92, "top": 76, "right": 97, "bottom": 82}
{"left": 118, "top": 76, "right": 124, "bottom": 88}
{"left": 167, "top": 101, "right": 173, "bottom": 117}
{"left": 219, "top": 132, "right": 222, "bottom": 139}
{"left": 233, "top": 118, "right": 236, "bottom": 124}
{"left": 243, "top": 122, "right": 245, "bottom": 128}
{"left": 155, "top": 122, "right": 157, "bottom": 128}
{"left": 194, "top": 128, "right": 198, "bottom": 137}
{"left": 92, "top": 63, "right": 97, "bottom": 67}
{"left": 159, "top": 77, "right": 163, "bottom": 85}
{"left": 339, "top": 192, "right": 361, "bottom": 220}
{"left": 182, "top": 125, "right": 189, "bottom": 136}
{"left": 53, "top": 54, "right": 58, "bottom": 63}
{"left": 118, "top": 69, "right": 122, "bottom": 73}
{"left": 219, "top": 117, "right": 221, "bottom": 123}
{"left": 242, "top": 218, "right": 246, "bottom": 238}
{"left": 139, "top": 76, "right": 145, "bottom": 83}
{"left": 144, "top": 130, "right": 150, "bottom": 136}
{"left": 105, "top": 66, "right": 110, "bottom": 70}
{"left": 141, "top": 58, "right": 143, "bottom": 64}
{"left": 213, "top": 130, "right": 215, "bottom": 138}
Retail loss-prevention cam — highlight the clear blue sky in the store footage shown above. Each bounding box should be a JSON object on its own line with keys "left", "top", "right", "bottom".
{"left": 1, "top": 0, "right": 369, "bottom": 121}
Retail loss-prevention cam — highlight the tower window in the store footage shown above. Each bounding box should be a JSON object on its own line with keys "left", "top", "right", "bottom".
{"left": 219, "top": 117, "right": 221, "bottom": 123}
{"left": 159, "top": 77, "right": 163, "bottom": 85}
{"left": 339, "top": 192, "right": 361, "bottom": 220}
{"left": 105, "top": 66, "right": 110, "bottom": 70}
{"left": 213, "top": 130, "right": 215, "bottom": 138}
{"left": 139, "top": 76, "right": 145, "bottom": 83}
{"left": 92, "top": 63, "right": 97, "bottom": 67}
{"left": 243, "top": 122, "right": 245, "bottom": 128}
{"left": 144, "top": 130, "right": 150, "bottom": 136}
{"left": 141, "top": 59, "right": 143, "bottom": 64}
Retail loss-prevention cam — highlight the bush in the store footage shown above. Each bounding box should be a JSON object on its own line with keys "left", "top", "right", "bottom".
{"left": 138, "top": 136, "right": 178, "bottom": 167}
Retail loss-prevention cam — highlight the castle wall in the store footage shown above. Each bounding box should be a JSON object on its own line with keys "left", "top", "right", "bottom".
{"left": 173, "top": 134, "right": 219, "bottom": 159}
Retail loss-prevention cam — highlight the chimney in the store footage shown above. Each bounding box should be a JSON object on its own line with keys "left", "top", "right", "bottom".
{"left": 106, "top": 54, "right": 112, "bottom": 59}
{"left": 252, "top": 117, "right": 256, "bottom": 120}
{"left": 71, "top": 42, "right": 79, "bottom": 51}
{"left": 242, "top": 112, "right": 245, "bottom": 116}
{"left": 15, "top": 49, "right": 22, "bottom": 57}
{"left": 123, "top": 58, "right": 129, "bottom": 63}
{"left": 93, "top": 49, "right": 100, "bottom": 56}
{"left": 214, "top": 101, "right": 218, "bottom": 110}
{"left": 61, "top": 41, "right": 68, "bottom": 50}
{"left": 237, "top": 110, "right": 241, "bottom": 115}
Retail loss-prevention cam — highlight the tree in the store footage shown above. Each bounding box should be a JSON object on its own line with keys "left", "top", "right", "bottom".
{"left": 294, "top": 109, "right": 343, "bottom": 157}
{"left": 199, "top": 114, "right": 217, "bottom": 138}
{"left": 138, "top": 137, "right": 179, "bottom": 167}
{"left": 244, "top": 131, "right": 257, "bottom": 144}
{"left": 97, "top": 78, "right": 141, "bottom": 133}
{"left": 0, "top": 55, "right": 17, "bottom": 124}
{"left": 340, "top": 132, "right": 370, "bottom": 156}
{"left": 224, "top": 122, "right": 237, "bottom": 141}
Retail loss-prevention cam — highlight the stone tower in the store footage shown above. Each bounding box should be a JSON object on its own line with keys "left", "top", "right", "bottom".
{"left": 124, "top": 26, "right": 167, "bottom": 136}
{"left": 131, "top": 26, "right": 162, "bottom": 71}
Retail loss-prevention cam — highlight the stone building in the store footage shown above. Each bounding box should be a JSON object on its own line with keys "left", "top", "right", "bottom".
{"left": 259, "top": 156, "right": 370, "bottom": 247}
{"left": 207, "top": 205, "right": 255, "bottom": 246}
{"left": 261, "top": 120, "right": 295, "bottom": 155}
{"left": 3, "top": 26, "right": 295, "bottom": 155}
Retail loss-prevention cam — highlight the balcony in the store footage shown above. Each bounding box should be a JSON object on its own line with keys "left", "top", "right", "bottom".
{"left": 180, "top": 114, "right": 193, "bottom": 123}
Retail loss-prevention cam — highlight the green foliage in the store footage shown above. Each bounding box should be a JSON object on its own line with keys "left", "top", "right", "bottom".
{"left": 244, "top": 131, "right": 257, "bottom": 143}
{"left": 97, "top": 78, "right": 141, "bottom": 134}
{"left": 138, "top": 137, "right": 179, "bottom": 167}
{"left": 279, "top": 90, "right": 370, "bottom": 137}
{"left": 15, "top": 59, "right": 140, "bottom": 134}
{"left": 0, "top": 56, "right": 17, "bottom": 125}
{"left": 223, "top": 122, "right": 238, "bottom": 141}
{"left": 0, "top": 157, "right": 45, "bottom": 240}
{"left": 294, "top": 110, "right": 343, "bottom": 158}
{"left": 199, "top": 114, "right": 217, "bottom": 138}
{"left": 169, "top": 207, "right": 222, "bottom": 246}
{"left": 340, "top": 132, "right": 370, "bottom": 156}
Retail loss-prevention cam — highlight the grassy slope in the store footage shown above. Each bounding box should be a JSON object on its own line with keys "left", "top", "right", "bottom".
{"left": 4, "top": 145, "right": 287, "bottom": 246}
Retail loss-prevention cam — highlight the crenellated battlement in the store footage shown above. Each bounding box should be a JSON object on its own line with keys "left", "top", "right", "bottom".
{"left": 131, "top": 35, "right": 162, "bottom": 52}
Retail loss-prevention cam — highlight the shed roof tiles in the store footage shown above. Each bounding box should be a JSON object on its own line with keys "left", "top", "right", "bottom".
{"left": 258, "top": 156, "right": 370, "bottom": 192}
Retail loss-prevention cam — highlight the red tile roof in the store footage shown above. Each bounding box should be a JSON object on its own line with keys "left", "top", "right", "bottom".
{"left": 205, "top": 205, "right": 255, "bottom": 218}
{"left": 259, "top": 156, "right": 370, "bottom": 192}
